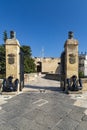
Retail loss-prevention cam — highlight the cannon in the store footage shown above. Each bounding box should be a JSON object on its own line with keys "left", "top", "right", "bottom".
{"left": 2, "top": 76, "right": 19, "bottom": 92}
{"left": 66, "top": 75, "right": 82, "bottom": 91}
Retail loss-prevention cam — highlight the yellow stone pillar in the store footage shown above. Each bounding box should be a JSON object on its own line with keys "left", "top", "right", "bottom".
{"left": 64, "top": 31, "right": 79, "bottom": 79}
{"left": 5, "top": 31, "right": 20, "bottom": 92}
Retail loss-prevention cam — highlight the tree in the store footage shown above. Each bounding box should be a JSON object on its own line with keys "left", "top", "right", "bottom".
{"left": 21, "top": 45, "right": 36, "bottom": 73}
{"left": 3, "top": 31, "right": 8, "bottom": 42}
{"left": 21, "top": 45, "right": 32, "bottom": 57}
{"left": 0, "top": 44, "right": 6, "bottom": 78}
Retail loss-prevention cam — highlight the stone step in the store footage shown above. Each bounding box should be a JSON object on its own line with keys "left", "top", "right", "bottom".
{"left": 1, "top": 92, "right": 18, "bottom": 95}
{"left": 68, "top": 90, "right": 82, "bottom": 94}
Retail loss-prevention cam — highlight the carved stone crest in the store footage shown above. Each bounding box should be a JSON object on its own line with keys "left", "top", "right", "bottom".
{"left": 8, "top": 53, "right": 15, "bottom": 64}
{"left": 69, "top": 53, "right": 76, "bottom": 64}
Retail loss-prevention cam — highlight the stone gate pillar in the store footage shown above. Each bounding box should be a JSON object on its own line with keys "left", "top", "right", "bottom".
{"left": 5, "top": 31, "right": 21, "bottom": 92}
{"left": 64, "top": 31, "right": 79, "bottom": 79}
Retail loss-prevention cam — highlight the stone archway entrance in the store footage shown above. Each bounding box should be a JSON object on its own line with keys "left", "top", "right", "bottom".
{"left": 37, "top": 62, "right": 42, "bottom": 73}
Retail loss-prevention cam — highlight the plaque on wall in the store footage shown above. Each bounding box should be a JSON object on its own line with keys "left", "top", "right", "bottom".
{"left": 8, "top": 53, "right": 15, "bottom": 64}
{"left": 69, "top": 53, "right": 76, "bottom": 64}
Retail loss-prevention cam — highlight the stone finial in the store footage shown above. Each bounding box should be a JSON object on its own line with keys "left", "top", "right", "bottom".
{"left": 68, "top": 31, "right": 74, "bottom": 39}
{"left": 10, "top": 31, "right": 16, "bottom": 39}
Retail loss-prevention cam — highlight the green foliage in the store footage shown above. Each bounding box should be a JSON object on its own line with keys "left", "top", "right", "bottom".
{"left": 79, "top": 71, "right": 84, "bottom": 78}
{"left": 0, "top": 44, "right": 6, "bottom": 76}
{"left": 0, "top": 74, "right": 5, "bottom": 79}
{"left": 21, "top": 45, "right": 32, "bottom": 57}
{"left": 21, "top": 45, "right": 36, "bottom": 73}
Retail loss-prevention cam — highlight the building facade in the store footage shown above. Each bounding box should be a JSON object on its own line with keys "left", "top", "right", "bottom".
{"left": 79, "top": 53, "right": 87, "bottom": 76}
{"left": 34, "top": 57, "right": 60, "bottom": 74}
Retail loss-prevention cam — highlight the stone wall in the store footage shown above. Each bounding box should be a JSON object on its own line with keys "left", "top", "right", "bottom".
{"left": 44, "top": 74, "right": 61, "bottom": 81}
{"left": 42, "top": 58, "right": 60, "bottom": 74}
{"left": 34, "top": 57, "right": 60, "bottom": 74}
{"left": 81, "top": 78, "right": 87, "bottom": 91}
{"left": 24, "top": 73, "right": 37, "bottom": 85}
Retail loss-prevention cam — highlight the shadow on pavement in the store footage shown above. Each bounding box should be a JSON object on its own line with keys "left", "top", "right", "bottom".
{"left": 24, "top": 85, "right": 62, "bottom": 93}
{"left": 42, "top": 74, "right": 61, "bottom": 81}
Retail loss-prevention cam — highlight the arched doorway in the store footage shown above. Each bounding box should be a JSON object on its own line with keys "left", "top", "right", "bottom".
{"left": 37, "top": 62, "right": 42, "bottom": 73}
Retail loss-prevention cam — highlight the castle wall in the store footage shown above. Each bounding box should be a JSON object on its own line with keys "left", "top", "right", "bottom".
{"left": 34, "top": 57, "right": 60, "bottom": 74}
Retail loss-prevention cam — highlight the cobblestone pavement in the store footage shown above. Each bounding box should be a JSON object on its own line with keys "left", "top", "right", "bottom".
{"left": 0, "top": 75, "right": 87, "bottom": 130}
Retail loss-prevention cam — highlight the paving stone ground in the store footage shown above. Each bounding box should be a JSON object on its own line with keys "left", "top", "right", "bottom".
{"left": 0, "top": 74, "right": 87, "bottom": 130}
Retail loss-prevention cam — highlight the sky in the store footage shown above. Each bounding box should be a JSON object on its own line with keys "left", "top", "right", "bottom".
{"left": 0, "top": 0, "right": 87, "bottom": 57}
